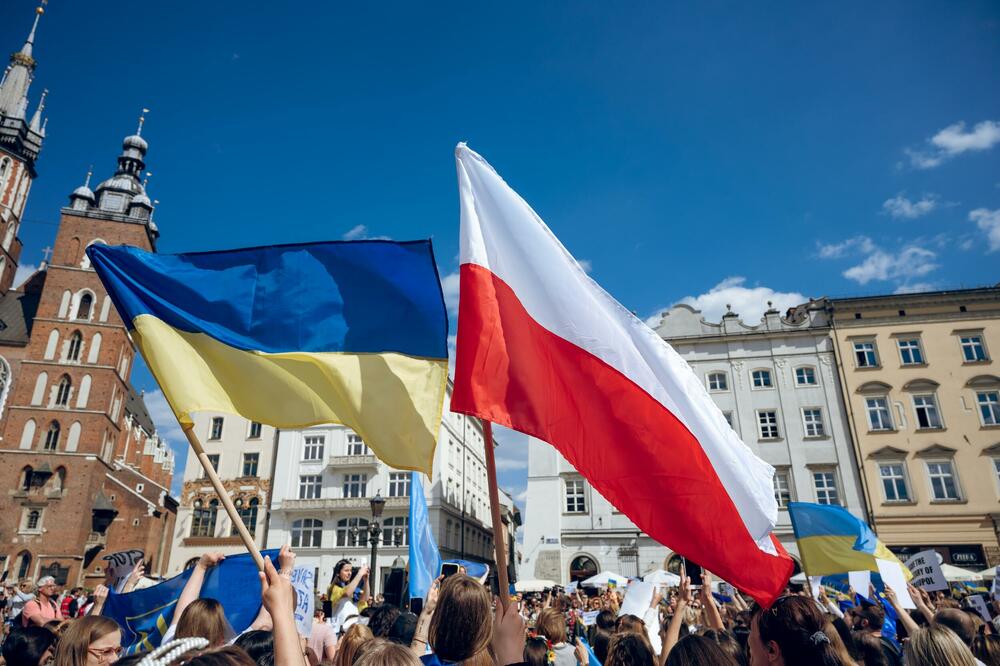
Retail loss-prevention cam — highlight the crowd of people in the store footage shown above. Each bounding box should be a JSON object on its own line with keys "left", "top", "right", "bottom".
{"left": 1, "top": 547, "right": 998, "bottom": 666}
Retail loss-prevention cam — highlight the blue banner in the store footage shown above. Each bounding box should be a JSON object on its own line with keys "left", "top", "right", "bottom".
{"left": 408, "top": 473, "right": 442, "bottom": 601}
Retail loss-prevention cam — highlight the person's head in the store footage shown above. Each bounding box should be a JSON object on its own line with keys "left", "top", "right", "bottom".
{"left": 179, "top": 646, "right": 257, "bottom": 666}
{"left": 851, "top": 604, "right": 884, "bottom": 633}
{"left": 698, "top": 629, "right": 747, "bottom": 666}
{"left": 605, "top": 632, "right": 655, "bottom": 666}
{"left": 535, "top": 608, "right": 568, "bottom": 644}
{"left": 905, "top": 624, "right": 976, "bottom": 666}
{"left": 2, "top": 626, "right": 58, "bottom": 666}
{"left": 332, "top": 623, "right": 374, "bottom": 666}
{"left": 972, "top": 633, "right": 1000, "bottom": 666}
{"left": 614, "top": 614, "right": 645, "bottom": 636}
{"left": 20, "top": 580, "right": 36, "bottom": 594}
{"left": 428, "top": 574, "right": 492, "bottom": 663}
{"left": 314, "top": 609, "right": 325, "bottom": 623}
{"left": 332, "top": 560, "right": 353, "bottom": 586}
{"left": 353, "top": 638, "right": 422, "bottom": 666}
{"left": 524, "top": 637, "right": 550, "bottom": 666}
{"left": 850, "top": 631, "right": 885, "bottom": 666}
{"left": 595, "top": 610, "right": 616, "bottom": 632}
{"left": 53, "top": 615, "right": 122, "bottom": 666}
{"left": 749, "top": 596, "right": 846, "bottom": 666}
{"left": 935, "top": 608, "right": 976, "bottom": 647}
{"left": 232, "top": 630, "right": 273, "bottom": 664}
{"left": 36, "top": 576, "right": 58, "bottom": 599}
{"left": 387, "top": 613, "right": 418, "bottom": 646}
{"left": 591, "top": 630, "right": 612, "bottom": 665}
{"left": 175, "top": 598, "right": 233, "bottom": 648}
{"left": 368, "top": 604, "right": 402, "bottom": 638}
{"left": 666, "top": 634, "right": 738, "bottom": 666}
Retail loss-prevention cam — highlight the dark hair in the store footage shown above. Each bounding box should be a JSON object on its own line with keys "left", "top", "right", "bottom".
{"left": 698, "top": 629, "right": 746, "bottom": 666}
{"left": 368, "top": 604, "right": 402, "bottom": 638}
{"left": 184, "top": 646, "right": 257, "bottom": 666}
{"left": 935, "top": 608, "right": 976, "bottom": 646}
{"left": 615, "top": 614, "right": 645, "bottom": 635}
{"left": 233, "top": 630, "right": 274, "bottom": 664}
{"left": 972, "top": 634, "right": 1000, "bottom": 666}
{"left": 853, "top": 604, "right": 885, "bottom": 632}
{"left": 606, "top": 633, "right": 655, "bottom": 666}
{"left": 2, "top": 626, "right": 57, "bottom": 666}
{"left": 852, "top": 632, "right": 886, "bottom": 666}
{"left": 524, "top": 637, "right": 550, "bottom": 666}
{"left": 666, "top": 634, "right": 738, "bottom": 666}
{"left": 331, "top": 559, "right": 352, "bottom": 587}
{"left": 591, "top": 629, "right": 612, "bottom": 664}
{"left": 595, "top": 610, "right": 617, "bottom": 632}
{"left": 388, "top": 612, "right": 418, "bottom": 646}
{"left": 751, "top": 596, "right": 848, "bottom": 666}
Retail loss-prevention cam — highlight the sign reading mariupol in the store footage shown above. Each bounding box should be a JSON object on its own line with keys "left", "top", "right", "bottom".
{"left": 903, "top": 549, "right": 948, "bottom": 592}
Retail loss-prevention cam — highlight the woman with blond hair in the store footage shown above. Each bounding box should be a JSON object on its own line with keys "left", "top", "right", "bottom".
{"left": 905, "top": 624, "right": 976, "bottom": 666}
{"left": 52, "top": 615, "right": 122, "bottom": 666}
{"left": 333, "top": 623, "right": 374, "bottom": 666}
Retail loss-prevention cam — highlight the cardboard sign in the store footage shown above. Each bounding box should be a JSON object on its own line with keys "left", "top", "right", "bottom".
{"left": 968, "top": 595, "right": 992, "bottom": 622}
{"left": 290, "top": 567, "right": 315, "bottom": 638}
{"left": 617, "top": 580, "right": 654, "bottom": 618}
{"left": 102, "top": 549, "right": 144, "bottom": 593}
{"left": 581, "top": 610, "right": 600, "bottom": 626}
{"left": 904, "top": 550, "right": 948, "bottom": 592}
{"left": 876, "top": 559, "right": 915, "bottom": 609}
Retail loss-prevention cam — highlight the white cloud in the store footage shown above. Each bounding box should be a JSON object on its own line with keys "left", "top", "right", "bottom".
{"left": 515, "top": 488, "right": 528, "bottom": 504}
{"left": 143, "top": 389, "right": 188, "bottom": 495}
{"left": 842, "top": 246, "right": 938, "bottom": 285}
{"left": 969, "top": 208, "right": 1000, "bottom": 252}
{"left": 882, "top": 193, "right": 938, "bottom": 219}
{"left": 816, "top": 236, "right": 875, "bottom": 259}
{"left": 13, "top": 262, "right": 37, "bottom": 288}
{"left": 495, "top": 456, "right": 529, "bottom": 472}
{"left": 441, "top": 271, "right": 460, "bottom": 314}
{"left": 907, "top": 120, "right": 1000, "bottom": 169}
{"left": 677, "top": 277, "right": 807, "bottom": 323}
{"left": 893, "top": 282, "right": 936, "bottom": 294}
{"left": 343, "top": 224, "right": 368, "bottom": 240}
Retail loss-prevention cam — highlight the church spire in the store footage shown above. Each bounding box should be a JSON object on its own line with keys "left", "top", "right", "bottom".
{"left": 29, "top": 88, "right": 47, "bottom": 132}
{"left": 0, "top": 3, "right": 46, "bottom": 119}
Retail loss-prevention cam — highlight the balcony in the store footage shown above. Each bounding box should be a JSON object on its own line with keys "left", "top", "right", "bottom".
{"left": 328, "top": 454, "right": 379, "bottom": 469}
{"left": 279, "top": 496, "right": 408, "bottom": 511}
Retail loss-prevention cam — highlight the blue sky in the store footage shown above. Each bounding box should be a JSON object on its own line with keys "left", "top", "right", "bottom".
{"left": 4, "top": 1, "right": 999, "bottom": 506}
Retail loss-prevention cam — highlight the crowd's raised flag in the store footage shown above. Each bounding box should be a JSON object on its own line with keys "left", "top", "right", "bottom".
{"left": 88, "top": 241, "right": 449, "bottom": 473}
{"left": 449, "top": 144, "right": 794, "bottom": 606}
{"left": 408, "top": 471, "right": 442, "bottom": 601}
{"left": 788, "top": 501, "right": 911, "bottom": 579}
{"left": 102, "top": 549, "right": 278, "bottom": 654}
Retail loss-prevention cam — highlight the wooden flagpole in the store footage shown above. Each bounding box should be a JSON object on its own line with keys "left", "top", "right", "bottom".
{"left": 483, "top": 422, "right": 511, "bottom": 612}
{"left": 183, "top": 425, "right": 266, "bottom": 571}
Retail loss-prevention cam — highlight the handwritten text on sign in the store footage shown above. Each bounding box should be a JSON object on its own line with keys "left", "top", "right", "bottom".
{"left": 290, "top": 567, "right": 315, "bottom": 638}
{"left": 102, "top": 549, "right": 144, "bottom": 593}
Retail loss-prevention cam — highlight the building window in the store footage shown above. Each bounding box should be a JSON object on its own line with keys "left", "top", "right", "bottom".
{"left": 853, "top": 341, "right": 879, "bottom": 368}
{"left": 813, "top": 471, "right": 840, "bottom": 505}
{"left": 291, "top": 518, "right": 323, "bottom": 548}
{"left": 190, "top": 499, "right": 218, "bottom": 537}
{"left": 248, "top": 422, "right": 262, "bottom": 439}
{"left": 242, "top": 453, "right": 259, "bottom": 477}
{"left": 303, "top": 435, "right": 325, "bottom": 461}
{"left": 299, "top": 475, "right": 322, "bottom": 499}
{"left": 25, "top": 509, "right": 41, "bottom": 531}
{"left": 897, "top": 339, "right": 924, "bottom": 365}
{"left": 707, "top": 372, "right": 728, "bottom": 391}
{"left": 801, "top": 408, "right": 825, "bottom": 437}
{"left": 55, "top": 376, "right": 71, "bottom": 407}
{"left": 960, "top": 335, "right": 989, "bottom": 362}
{"left": 751, "top": 369, "right": 773, "bottom": 389}
{"left": 757, "top": 410, "right": 780, "bottom": 440}
{"left": 773, "top": 471, "right": 792, "bottom": 508}
{"left": 795, "top": 367, "right": 817, "bottom": 386}
{"left": 209, "top": 417, "right": 224, "bottom": 440}
{"left": 336, "top": 517, "right": 368, "bottom": 547}
{"left": 382, "top": 516, "right": 408, "bottom": 547}
{"left": 879, "top": 463, "right": 910, "bottom": 502}
{"left": 913, "top": 395, "right": 942, "bottom": 429}
{"left": 232, "top": 498, "right": 259, "bottom": 537}
{"left": 76, "top": 293, "right": 93, "bottom": 320}
{"left": 200, "top": 454, "right": 220, "bottom": 479}
{"left": 388, "top": 472, "right": 411, "bottom": 497}
{"left": 565, "top": 478, "right": 586, "bottom": 513}
{"left": 43, "top": 421, "right": 60, "bottom": 451}
{"left": 977, "top": 391, "right": 1000, "bottom": 426}
{"left": 927, "top": 461, "right": 960, "bottom": 501}
{"left": 67, "top": 332, "right": 83, "bottom": 362}
{"left": 343, "top": 473, "right": 367, "bottom": 498}
{"left": 346, "top": 433, "right": 369, "bottom": 456}
{"left": 865, "top": 397, "right": 894, "bottom": 431}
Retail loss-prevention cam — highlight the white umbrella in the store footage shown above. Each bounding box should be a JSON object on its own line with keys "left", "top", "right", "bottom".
{"left": 644, "top": 570, "right": 681, "bottom": 586}
{"left": 789, "top": 572, "right": 807, "bottom": 584}
{"left": 940, "top": 564, "right": 982, "bottom": 582}
{"left": 514, "top": 579, "right": 556, "bottom": 593}
{"left": 581, "top": 571, "right": 630, "bottom": 588}
{"left": 977, "top": 567, "right": 997, "bottom": 580}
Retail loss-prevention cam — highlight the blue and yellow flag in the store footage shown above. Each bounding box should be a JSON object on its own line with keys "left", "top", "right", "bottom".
{"left": 88, "top": 241, "right": 449, "bottom": 473}
{"left": 788, "top": 502, "right": 911, "bottom": 579}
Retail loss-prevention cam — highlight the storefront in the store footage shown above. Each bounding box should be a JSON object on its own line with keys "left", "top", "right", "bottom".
{"left": 889, "top": 544, "right": 987, "bottom": 570}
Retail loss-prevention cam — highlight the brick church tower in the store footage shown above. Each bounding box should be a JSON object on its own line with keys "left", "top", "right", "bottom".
{"left": 0, "top": 5, "right": 176, "bottom": 587}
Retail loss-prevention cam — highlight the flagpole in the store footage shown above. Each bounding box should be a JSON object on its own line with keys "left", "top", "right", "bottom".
{"left": 183, "top": 424, "right": 266, "bottom": 572}
{"left": 482, "top": 422, "right": 511, "bottom": 612}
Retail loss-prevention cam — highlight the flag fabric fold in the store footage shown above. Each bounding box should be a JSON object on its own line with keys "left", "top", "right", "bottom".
{"left": 788, "top": 502, "right": 911, "bottom": 578}
{"left": 408, "top": 471, "right": 442, "bottom": 600}
{"left": 88, "top": 241, "right": 449, "bottom": 474}
{"left": 450, "top": 144, "right": 793, "bottom": 606}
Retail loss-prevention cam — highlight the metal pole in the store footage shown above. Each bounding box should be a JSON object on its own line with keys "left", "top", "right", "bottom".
{"left": 370, "top": 522, "right": 380, "bottom": 599}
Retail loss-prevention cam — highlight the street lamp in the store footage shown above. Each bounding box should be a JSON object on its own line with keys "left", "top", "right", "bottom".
{"left": 368, "top": 494, "right": 386, "bottom": 598}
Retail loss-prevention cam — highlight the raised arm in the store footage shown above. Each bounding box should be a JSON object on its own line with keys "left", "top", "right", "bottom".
{"left": 662, "top": 576, "right": 692, "bottom": 663}
{"left": 880, "top": 584, "right": 919, "bottom": 637}
{"left": 172, "top": 551, "right": 224, "bottom": 628}
{"left": 698, "top": 573, "right": 724, "bottom": 631}
{"left": 410, "top": 575, "right": 443, "bottom": 656}
{"left": 259, "top": 555, "right": 303, "bottom": 666}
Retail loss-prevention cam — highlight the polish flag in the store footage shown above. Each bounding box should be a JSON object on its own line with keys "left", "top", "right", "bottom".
{"left": 450, "top": 144, "right": 794, "bottom": 606}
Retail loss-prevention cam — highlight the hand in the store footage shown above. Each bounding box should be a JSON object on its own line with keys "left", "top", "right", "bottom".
{"left": 355, "top": 564, "right": 370, "bottom": 580}
{"left": 678, "top": 576, "right": 692, "bottom": 606}
{"left": 882, "top": 584, "right": 898, "bottom": 607}
{"left": 198, "top": 552, "right": 225, "bottom": 569}
{"left": 123, "top": 561, "right": 146, "bottom": 593}
{"left": 699, "top": 572, "right": 713, "bottom": 604}
{"left": 425, "top": 575, "right": 444, "bottom": 613}
{"left": 493, "top": 596, "right": 527, "bottom": 666}
{"left": 278, "top": 544, "right": 296, "bottom": 576}
{"left": 817, "top": 587, "right": 828, "bottom": 603}
{"left": 259, "top": 556, "right": 295, "bottom": 618}
{"left": 93, "top": 584, "right": 109, "bottom": 604}
{"left": 651, "top": 587, "right": 663, "bottom": 609}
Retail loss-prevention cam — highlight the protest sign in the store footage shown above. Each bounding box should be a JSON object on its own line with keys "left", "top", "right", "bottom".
{"left": 848, "top": 570, "right": 871, "bottom": 597}
{"left": 566, "top": 581, "right": 578, "bottom": 594}
{"left": 102, "top": 549, "right": 144, "bottom": 593}
{"left": 968, "top": 595, "right": 992, "bottom": 622}
{"left": 617, "top": 580, "right": 654, "bottom": 618}
{"left": 581, "top": 610, "right": 599, "bottom": 626}
{"left": 876, "top": 559, "right": 915, "bottom": 609}
{"left": 992, "top": 567, "right": 1000, "bottom": 601}
{"left": 290, "top": 567, "right": 315, "bottom": 638}
{"left": 808, "top": 576, "right": 823, "bottom": 599}
{"left": 904, "top": 550, "right": 948, "bottom": 592}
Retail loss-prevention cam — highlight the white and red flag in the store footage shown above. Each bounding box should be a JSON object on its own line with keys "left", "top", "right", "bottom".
{"left": 450, "top": 144, "right": 794, "bottom": 606}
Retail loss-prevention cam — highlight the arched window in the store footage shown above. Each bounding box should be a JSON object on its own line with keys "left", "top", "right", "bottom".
{"left": 67, "top": 332, "right": 83, "bottom": 362}
{"left": 232, "top": 497, "right": 259, "bottom": 538}
{"left": 16, "top": 551, "right": 31, "bottom": 580}
{"left": 31, "top": 372, "right": 47, "bottom": 406}
{"left": 75, "top": 293, "right": 93, "bottom": 320}
{"left": 79, "top": 240, "right": 107, "bottom": 270}
{"left": 20, "top": 465, "right": 33, "bottom": 490}
{"left": 292, "top": 518, "right": 323, "bottom": 548}
{"left": 19, "top": 419, "right": 36, "bottom": 449}
{"left": 42, "top": 421, "right": 60, "bottom": 451}
{"left": 570, "top": 555, "right": 599, "bottom": 582}
{"left": 55, "top": 375, "right": 71, "bottom": 407}
{"left": 382, "top": 516, "right": 408, "bottom": 547}
{"left": 26, "top": 510, "right": 40, "bottom": 530}
{"left": 333, "top": 517, "right": 367, "bottom": 547}
{"left": 54, "top": 467, "right": 67, "bottom": 491}
{"left": 190, "top": 498, "right": 219, "bottom": 537}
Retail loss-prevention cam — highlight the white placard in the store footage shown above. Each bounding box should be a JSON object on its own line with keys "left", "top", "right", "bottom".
{"left": 992, "top": 567, "right": 1000, "bottom": 601}
{"left": 617, "top": 580, "right": 654, "bottom": 618}
{"left": 848, "top": 570, "right": 871, "bottom": 598}
{"left": 290, "top": 567, "right": 315, "bottom": 638}
{"left": 566, "top": 581, "right": 578, "bottom": 594}
{"left": 904, "top": 550, "right": 948, "bottom": 592}
{"left": 968, "top": 595, "right": 992, "bottom": 622}
{"left": 876, "top": 559, "right": 915, "bottom": 609}
{"left": 102, "top": 549, "right": 144, "bottom": 593}
{"left": 809, "top": 576, "right": 823, "bottom": 599}
{"left": 581, "top": 610, "right": 599, "bottom": 626}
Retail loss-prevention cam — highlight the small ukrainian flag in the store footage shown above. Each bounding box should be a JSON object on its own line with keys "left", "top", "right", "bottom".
{"left": 88, "top": 240, "right": 449, "bottom": 474}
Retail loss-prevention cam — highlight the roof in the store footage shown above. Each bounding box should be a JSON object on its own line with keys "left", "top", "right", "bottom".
{"left": 0, "top": 269, "right": 45, "bottom": 345}
{"left": 125, "top": 385, "right": 156, "bottom": 434}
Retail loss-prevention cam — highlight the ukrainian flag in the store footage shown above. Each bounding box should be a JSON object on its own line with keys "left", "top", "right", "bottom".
{"left": 88, "top": 241, "right": 448, "bottom": 473}
{"left": 788, "top": 502, "right": 911, "bottom": 579}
